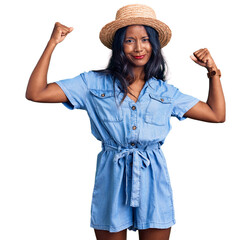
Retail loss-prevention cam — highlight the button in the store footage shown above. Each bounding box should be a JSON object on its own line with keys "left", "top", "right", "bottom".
{"left": 101, "top": 93, "right": 105, "bottom": 97}
{"left": 132, "top": 126, "right": 137, "bottom": 130}
{"left": 131, "top": 106, "right": 136, "bottom": 110}
{"left": 160, "top": 98, "right": 164, "bottom": 102}
{"left": 131, "top": 142, "right": 135, "bottom": 146}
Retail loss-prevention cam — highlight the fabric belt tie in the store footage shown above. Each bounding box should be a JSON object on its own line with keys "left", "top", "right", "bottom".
{"left": 102, "top": 142, "right": 161, "bottom": 207}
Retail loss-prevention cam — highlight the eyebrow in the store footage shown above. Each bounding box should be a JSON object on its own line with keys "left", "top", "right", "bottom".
{"left": 125, "top": 36, "right": 149, "bottom": 39}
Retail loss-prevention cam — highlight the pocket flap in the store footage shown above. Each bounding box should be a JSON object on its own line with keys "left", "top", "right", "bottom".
{"left": 89, "top": 89, "right": 115, "bottom": 98}
{"left": 149, "top": 93, "right": 172, "bottom": 104}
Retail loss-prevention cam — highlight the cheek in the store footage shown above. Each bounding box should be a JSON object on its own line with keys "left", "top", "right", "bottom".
{"left": 147, "top": 48, "right": 152, "bottom": 58}
{"left": 123, "top": 45, "right": 132, "bottom": 54}
{"left": 123, "top": 45, "right": 127, "bottom": 54}
{"left": 147, "top": 45, "right": 152, "bottom": 53}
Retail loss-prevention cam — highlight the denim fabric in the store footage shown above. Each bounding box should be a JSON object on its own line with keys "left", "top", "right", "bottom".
{"left": 55, "top": 71, "right": 200, "bottom": 232}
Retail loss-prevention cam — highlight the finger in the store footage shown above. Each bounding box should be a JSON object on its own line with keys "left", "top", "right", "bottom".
{"left": 193, "top": 51, "right": 204, "bottom": 62}
{"left": 198, "top": 51, "right": 208, "bottom": 62}
{"left": 190, "top": 55, "right": 197, "bottom": 61}
{"left": 201, "top": 49, "right": 211, "bottom": 60}
{"left": 194, "top": 48, "right": 209, "bottom": 58}
{"left": 190, "top": 55, "right": 201, "bottom": 64}
{"left": 65, "top": 27, "right": 74, "bottom": 34}
{"left": 62, "top": 26, "right": 73, "bottom": 31}
{"left": 201, "top": 57, "right": 208, "bottom": 64}
{"left": 55, "top": 22, "right": 73, "bottom": 33}
{"left": 195, "top": 49, "right": 207, "bottom": 59}
{"left": 63, "top": 27, "right": 74, "bottom": 35}
{"left": 201, "top": 52, "right": 210, "bottom": 62}
{"left": 60, "top": 27, "right": 73, "bottom": 37}
{"left": 195, "top": 51, "right": 210, "bottom": 64}
{"left": 190, "top": 55, "right": 207, "bottom": 67}
{"left": 192, "top": 52, "right": 204, "bottom": 63}
{"left": 193, "top": 48, "right": 205, "bottom": 55}
{"left": 60, "top": 23, "right": 73, "bottom": 31}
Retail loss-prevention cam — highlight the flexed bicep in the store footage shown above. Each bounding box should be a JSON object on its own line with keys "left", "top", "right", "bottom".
{"left": 30, "top": 82, "right": 69, "bottom": 103}
{"left": 183, "top": 101, "right": 223, "bottom": 123}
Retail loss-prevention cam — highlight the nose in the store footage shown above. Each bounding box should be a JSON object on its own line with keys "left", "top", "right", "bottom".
{"left": 134, "top": 40, "right": 143, "bottom": 53}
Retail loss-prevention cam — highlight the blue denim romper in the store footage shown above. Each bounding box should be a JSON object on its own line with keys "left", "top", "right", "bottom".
{"left": 55, "top": 71, "right": 200, "bottom": 233}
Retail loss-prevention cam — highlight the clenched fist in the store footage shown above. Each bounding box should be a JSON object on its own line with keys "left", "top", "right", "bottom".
{"left": 190, "top": 48, "right": 217, "bottom": 70}
{"left": 49, "top": 22, "right": 74, "bottom": 45}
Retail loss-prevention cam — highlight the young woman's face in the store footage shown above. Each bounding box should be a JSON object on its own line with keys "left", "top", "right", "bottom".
{"left": 123, "top": 25, "right": 152, "bottom": 68}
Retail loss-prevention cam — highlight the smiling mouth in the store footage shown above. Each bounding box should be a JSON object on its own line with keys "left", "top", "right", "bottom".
{"left": 133, "top": 55, "right": 145, "bottom": 59}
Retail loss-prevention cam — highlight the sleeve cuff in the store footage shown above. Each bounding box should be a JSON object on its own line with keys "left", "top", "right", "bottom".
{"left": 55, "top": 81, "right": 80, "bottom": 110}
{"left": 177, "top": 98, "right": 200, "bottom": 121}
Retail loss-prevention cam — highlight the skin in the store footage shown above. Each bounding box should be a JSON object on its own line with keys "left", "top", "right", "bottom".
{"left": 123, "top": 25, "right": 152, "bottom": 77}
{"left": 25, "top": 22, "right": 226, "bottom": 240}
{"left": 123, "top": 25, "right": 152, "bottom": 103}
{"left": 187, "top": 49, "right": 226, "bottom": 122}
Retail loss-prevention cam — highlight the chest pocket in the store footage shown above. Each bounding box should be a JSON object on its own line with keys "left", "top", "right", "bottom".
{"left": 145, "top": 93, "right": 173, "bottom": 126}
{"left": 90, "top": 89, "right": 123, "bottom": 122}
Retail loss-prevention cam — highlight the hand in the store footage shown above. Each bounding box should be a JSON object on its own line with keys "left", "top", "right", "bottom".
{"left": 190, "top": 48, "right": 217, "bottom": 70}
{"left": 49, "top": 22, "right": 74, "bottom": 45}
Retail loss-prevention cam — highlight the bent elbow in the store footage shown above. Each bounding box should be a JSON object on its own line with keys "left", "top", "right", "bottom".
{"left": 25, "top": 88, "right": 42, "bottom": 102}
{"left": 216, "top": 116, "right": 226, "bottom": 123}
{"left": 25, "top": 92, "right": 35, "bottom": 101}
{"left": 218, "top": 119, "right": 225, "bottom": 123}
{"left": 25, "top": 92, "right": 39, "bottom": 102}
{"left": 25, "top": 92, "right": 32, "bottom": 101}
{"left": 25, "top": 94, "right": 32, "bottom": 101}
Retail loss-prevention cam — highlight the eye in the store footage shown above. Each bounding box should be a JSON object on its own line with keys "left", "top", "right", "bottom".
{"left": 142, "top": 38, "right": 149, "bottom": 42}
{"left": 125, "top": 39, "right": 134, "bottom": 43}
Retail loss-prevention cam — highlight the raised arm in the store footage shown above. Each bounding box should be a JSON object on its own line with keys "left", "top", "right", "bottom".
{"left": 25, "top": 22, "right": 74, "bottom": 103}
{"left": 184, "top": 48, "right": 226, "bottom": 123}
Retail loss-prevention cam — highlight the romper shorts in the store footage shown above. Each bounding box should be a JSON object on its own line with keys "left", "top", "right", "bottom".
{"left": 90, "top": 142, "right": 176, "bottom": 232}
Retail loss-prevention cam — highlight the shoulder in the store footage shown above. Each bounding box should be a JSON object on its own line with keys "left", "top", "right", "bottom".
{"left": 80, "top": 70, "right": 114, "bottom": 90}
{"left": 151, "top": 77, "right": 179, "bottom": 97}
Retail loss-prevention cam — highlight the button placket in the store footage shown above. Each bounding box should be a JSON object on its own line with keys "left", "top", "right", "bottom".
{"left": 129, "top": 102, "right": 138, "bottom": 139}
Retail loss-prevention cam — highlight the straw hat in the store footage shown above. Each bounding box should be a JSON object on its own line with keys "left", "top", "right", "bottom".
{"left": 99, "top": 4, "right": 172, "bottom": 49}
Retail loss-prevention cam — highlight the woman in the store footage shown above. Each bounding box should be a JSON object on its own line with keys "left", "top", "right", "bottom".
{"left": 25, "top": 4, "right": 225, "bottom": 240}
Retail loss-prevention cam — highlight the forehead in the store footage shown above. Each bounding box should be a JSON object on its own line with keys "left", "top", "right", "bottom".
{"left": 125, "top": 25, "right": 148, "bottom": 36}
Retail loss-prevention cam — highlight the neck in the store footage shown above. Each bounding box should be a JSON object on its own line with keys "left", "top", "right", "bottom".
{"left": 132, "top": 67, "right": 145, "bottom": 81}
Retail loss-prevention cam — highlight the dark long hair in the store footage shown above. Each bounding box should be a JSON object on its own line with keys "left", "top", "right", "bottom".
{"left": 93, "top": 25, "right": 168, "bottom": 106}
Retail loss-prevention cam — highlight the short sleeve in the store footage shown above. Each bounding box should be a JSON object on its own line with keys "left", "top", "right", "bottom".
{"left": 55, "top": 74, "right": 88, "bottom": 110}
{"left": 171, "top": 87, "right": 200, "bottom": 121}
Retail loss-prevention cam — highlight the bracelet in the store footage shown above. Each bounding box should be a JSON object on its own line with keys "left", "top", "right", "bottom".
{"left": 207, "top": 68, "right": 221, "bottom": 78}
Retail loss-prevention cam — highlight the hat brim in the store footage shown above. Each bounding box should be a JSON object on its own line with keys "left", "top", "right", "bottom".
{"left": 99, "top": 17, "right": 172, "bottom": 49}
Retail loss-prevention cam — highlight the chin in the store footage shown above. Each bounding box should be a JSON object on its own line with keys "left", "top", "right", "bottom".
{"left": 130, "top": 60, "right": 149, "bottom": 68}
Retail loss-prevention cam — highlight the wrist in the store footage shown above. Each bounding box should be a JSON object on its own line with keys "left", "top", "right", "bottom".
{"left": 206, "top": 65, "right": 218, "bottom": 72}
{"left": 48, "top": 39, "right": 57, "bottom": 48}
{"left": 207, "top": 66, "right": 221, "bottom": 79}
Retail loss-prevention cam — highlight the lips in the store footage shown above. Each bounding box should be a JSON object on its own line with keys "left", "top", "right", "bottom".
{"left": 133, "top": 55, "right": 145, "bottom": 59}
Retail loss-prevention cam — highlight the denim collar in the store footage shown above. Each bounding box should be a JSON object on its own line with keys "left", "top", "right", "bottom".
{"left": 114, "top": 76, "right": 158, "bottom": 93}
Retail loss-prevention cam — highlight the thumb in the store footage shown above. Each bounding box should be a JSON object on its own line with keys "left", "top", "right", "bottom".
{"left": 190, "top": 55, "right": 198, "bottom": 62}
{"left": 190, "top": 54, "right": 207, "bottom": 67}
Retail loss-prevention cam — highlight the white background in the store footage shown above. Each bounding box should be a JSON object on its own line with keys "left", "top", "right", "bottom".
{"left": 1, "top": 0, "right": 250, "bottom": 239}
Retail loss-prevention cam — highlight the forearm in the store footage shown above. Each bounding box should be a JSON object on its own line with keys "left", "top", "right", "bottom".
{"left": 206, "top": 65, "right": 226, "bottom": 122}
{"left": 25, "top": 40, "right": 57, "bottom": 100}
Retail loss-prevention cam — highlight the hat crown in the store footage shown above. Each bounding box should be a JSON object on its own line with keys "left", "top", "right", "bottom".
{"left": 116, "top": 4, "right": 156, "bottom": 20}
{"left": 99, "top": 4, "right": 172, "bottom": 49}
